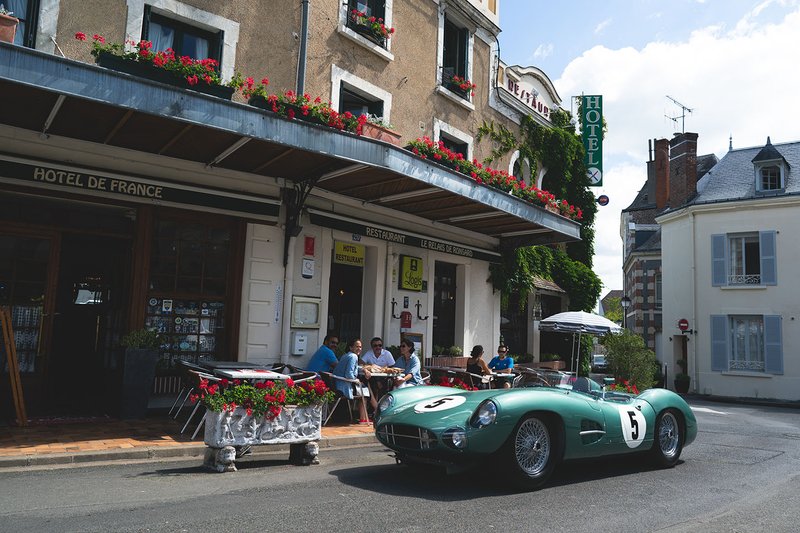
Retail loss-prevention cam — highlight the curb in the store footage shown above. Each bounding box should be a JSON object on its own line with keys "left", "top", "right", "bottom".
{"left": 0, "top": 433, "right": 378, "bottom": 470}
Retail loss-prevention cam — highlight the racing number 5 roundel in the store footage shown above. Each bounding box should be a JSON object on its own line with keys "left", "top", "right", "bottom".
{"left": 414, "top": 396, "right": 466, "bottom": 413}
{"left": 618, "top": 406, "right": 647, "bottom": 448}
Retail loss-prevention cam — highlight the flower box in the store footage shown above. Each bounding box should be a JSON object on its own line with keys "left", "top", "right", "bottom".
{"left": 203, "top": 404, "right": 322, "bottom": 472}
{"left": 0, "top": 12, "right": 18, "bottom": 43}
{"left": 348, "top": 22, "right": 386, "bottom": 47}
{"left": 95, "top": 51, "right": 235, "bottom": 100}
{"left": 361, "top": 122, "right": 402, "bottom": 146}
{"left": 445, "top": 82, "right": 471, "bottom": 100}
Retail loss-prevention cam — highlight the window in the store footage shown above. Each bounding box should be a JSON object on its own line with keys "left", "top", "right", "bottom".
{"left": 654, "top": 274, "right": 662, "bottom": 310}
{"left": 6, "top": 0, "right": 39, "bottom": 47}
{"left": 729, "top": 316, "right": 764, "bottom": 371}
{"left": 710, "top": 314, "right": 782, "bottom": 374}
{"left": 758, "top": 165, "right": 781, "bottom": 191}
{"left": 346, "top": 0, "right": 387, "bottom": 47}
{"left": 711, "top": 231, "right": 777, "bottom": 286}
{"left": 442, "top": 16, "right": 470, "bottom": 97}
{"left": 142, "top": 6, "right": 223, "bottom": 66}
{"left": 439, "top": 134, "right": 468, "bottom": 158}
{"left": 339, "top": 85, "right": 383, "bottom": 118}
{"left": 729, "top": 234, "right": 760, "bottom": 285}
{"left": 510, "top": 151, "right": 532, "bottom": 186}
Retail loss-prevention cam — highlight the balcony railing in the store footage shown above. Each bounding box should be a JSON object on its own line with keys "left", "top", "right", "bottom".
{"left": 728, "top": 274, "right": 761, "bottom": 285}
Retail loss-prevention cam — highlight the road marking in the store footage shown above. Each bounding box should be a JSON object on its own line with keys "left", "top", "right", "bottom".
{"left": 691, "top": 406, "right": 729, "bottom": 415}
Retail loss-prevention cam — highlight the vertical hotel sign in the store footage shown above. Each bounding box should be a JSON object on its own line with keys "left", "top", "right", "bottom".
{"left": 582, "top": 95, "right": 603, "bottom": 187}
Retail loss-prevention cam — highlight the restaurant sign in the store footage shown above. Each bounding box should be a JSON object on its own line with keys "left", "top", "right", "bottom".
{"left": 582, "top": 95, "right": 603, "bottom": 187}
{"left": 0, "top": 157, "right": 280, "bottom": 218}
{"left": 308, "top": 210, "right": 501, "bottom": 263}
{"left": 500, "top": 67, "right": 556, "bottom": 121}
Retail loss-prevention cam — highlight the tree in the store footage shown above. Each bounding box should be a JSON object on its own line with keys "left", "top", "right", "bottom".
{"left": 603, "top": 296, "right": 623, "bottom": 324}
{"left": 601, "top": 330, "right": 658, "bottom": 391}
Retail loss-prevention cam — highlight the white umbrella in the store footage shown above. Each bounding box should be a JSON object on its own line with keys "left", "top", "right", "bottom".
{"left": 538, "top": 311, "right": 622, "bottom": 374}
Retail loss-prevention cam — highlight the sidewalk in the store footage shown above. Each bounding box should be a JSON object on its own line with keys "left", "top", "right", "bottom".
{"left": 0, "top": 414, "right": 377, "bottom": 469}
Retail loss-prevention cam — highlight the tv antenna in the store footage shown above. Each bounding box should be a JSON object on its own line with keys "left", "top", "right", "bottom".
{"left": 665, "top": 95, "right": 693, "bottom": 133}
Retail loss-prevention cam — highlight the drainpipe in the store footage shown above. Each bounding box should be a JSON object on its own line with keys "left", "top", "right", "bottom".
{"left": 297, "top": 0, "right": 309, "bottom": 94}
{"left": 691, "top": 210, "right": 698, "bottom": 393}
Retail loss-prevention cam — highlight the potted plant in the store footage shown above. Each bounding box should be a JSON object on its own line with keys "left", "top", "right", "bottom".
{"left": 674, "top": 359, "right": 690, "bottom": 393}
{"left": 119, "top": 328, "right": 162, "bottom": 419}
{"left": 446, "top": 74, "right": 477, "bottom": 99}
{"left": 0, "top": 4, "right": 19, "bottom": 44}
{"left": 348, "top": 8, "right": 395, "bottom": 46}
{"left": 74, "top": 32, "right": 237, "bottom": 99}
{"left": 361, "top": 115, "right": 402, "bottom": 146}
{"left": 538, "top": 353, "right": 565, "bottom": 370}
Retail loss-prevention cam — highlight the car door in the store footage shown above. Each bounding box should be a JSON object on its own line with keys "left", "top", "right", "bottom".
{"left": 596, "top": 397, "right": 656, "bottom": 454}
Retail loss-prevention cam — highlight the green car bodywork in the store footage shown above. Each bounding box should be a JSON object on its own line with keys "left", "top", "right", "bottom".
{"left": 374, "top": 381, "right": 697, "bottom": 486}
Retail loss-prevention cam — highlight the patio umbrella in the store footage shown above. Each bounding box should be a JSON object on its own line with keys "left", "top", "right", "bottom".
{"left": 538, "top": 311, "right": 622, "bottom": 374}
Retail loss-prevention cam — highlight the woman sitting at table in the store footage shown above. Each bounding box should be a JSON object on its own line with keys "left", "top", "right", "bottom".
{"left": 332, "top": 338, "right": 370, "bottom": 424}
{"left": 488, "top": 344, "right": 515, "bottom": 388}
{"left": 466, "top": 345, "right": 492, "bottom": 389}
{"left": 393, "top": 338, "right": 423, "bottom": 388}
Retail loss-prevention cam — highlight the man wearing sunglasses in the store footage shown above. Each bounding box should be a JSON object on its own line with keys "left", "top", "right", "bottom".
{"left": 361, "top": 337, "right": 395, "bottom": 367}
{"left": 307, "top": 334, "right": 340, "bottom": 373}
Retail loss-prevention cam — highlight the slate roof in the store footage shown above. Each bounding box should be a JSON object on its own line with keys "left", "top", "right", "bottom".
{"left": 635, "top": 228, "right": 661, "bottom": 252}
{"left": 533, "top": 275, "right": 565, "bottom": 293}
{"left": 693, "top": 139, "right": 800, "bottom": 204}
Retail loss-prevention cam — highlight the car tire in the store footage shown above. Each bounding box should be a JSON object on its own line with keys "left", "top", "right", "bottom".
{"left": 503, "top": 414, "right": 560, "bottom": 490}
{"left": 650, "top": 409, "right": 683, "bottom": 467}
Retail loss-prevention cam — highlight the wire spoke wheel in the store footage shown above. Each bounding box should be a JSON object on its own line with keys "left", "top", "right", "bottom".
{"left": 658, "top": 411, "right": 680, "bottom": 459}
{"left": 514, "top": 417, "right": 551, "bottom": 476}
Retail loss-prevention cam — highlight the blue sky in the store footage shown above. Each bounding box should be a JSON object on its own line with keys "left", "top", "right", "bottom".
{"left": 497, "top": 0, "right": 800, "bottom": 297}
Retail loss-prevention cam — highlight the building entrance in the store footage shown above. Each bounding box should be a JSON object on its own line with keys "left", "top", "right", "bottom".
{"left": 47, "top": 234, "right": 131, "bottom": 415}
{"left": 433, "top": 261, "right": 457, "bottom": 350}
{"left": 327, "top": 262, "right": 363, "bottom": 343}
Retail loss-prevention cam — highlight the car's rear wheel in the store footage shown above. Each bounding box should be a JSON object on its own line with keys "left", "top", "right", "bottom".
{"left": 504, "top": 414, "right": 559, "bottom": 490}
{"left": 651, "top": 409, "right": 683, "bottom": 467}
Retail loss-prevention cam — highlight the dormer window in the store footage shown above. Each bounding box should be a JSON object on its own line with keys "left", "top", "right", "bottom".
{"left": 752, "top": 137, "right": 788, "bottom": 194}
{"left": 759, "top": 165, "right": 781, "bottom": 191}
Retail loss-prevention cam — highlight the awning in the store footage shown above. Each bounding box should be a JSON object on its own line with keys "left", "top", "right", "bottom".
{"left": 0, "top": 43, "right": 581, "bottom": 248}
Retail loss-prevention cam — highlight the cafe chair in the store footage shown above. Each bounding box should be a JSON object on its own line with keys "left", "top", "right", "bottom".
{"left": 179, "top": 370, "right": 222, "bottom": 439}
{"left": 320, "top": 372, "right": 368, "bottom": 426}
{"left": 420, "top": 369, "right": 431, "bottom": 384}
{"left": 169, "top": 360, "right": 208, "bottom": 419}
{"left": 511, "top": 367, "right": 551, "bottom": 388}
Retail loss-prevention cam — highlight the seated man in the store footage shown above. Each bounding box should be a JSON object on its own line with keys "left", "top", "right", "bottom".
{"left": 488, "top": 344, "right": 515, "bottom": 388}
{"left": 361, "top": 337, "right": 395, "bottom": 410}
{"left": 307, "top": 334, "right": 339, "bottom": 373}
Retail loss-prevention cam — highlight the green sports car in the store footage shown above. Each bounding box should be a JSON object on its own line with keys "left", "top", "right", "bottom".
{"left": 374, "top": 373, "right": 697, "bottom": 490}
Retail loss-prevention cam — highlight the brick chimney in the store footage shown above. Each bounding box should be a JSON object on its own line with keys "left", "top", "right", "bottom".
{"left": 668, "top": 132, "right": 698, "bottom": 207}
{"left": 653, "top": 138, "right": 669, "bottom": 209}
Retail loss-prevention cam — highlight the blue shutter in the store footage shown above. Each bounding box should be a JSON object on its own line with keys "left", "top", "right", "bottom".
{"left": 764, "top": 315, "right": 783, "bottom": 374}
{"left": 711, "top": 234, "right": 727, "bottom": 286}
{"left": 759, "top": 231, "right": 777, "bottom": 285}
{"left": 710, "top": 315, "right": 728, "bottom": 372}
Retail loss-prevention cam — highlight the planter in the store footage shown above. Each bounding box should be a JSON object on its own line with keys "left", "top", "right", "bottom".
{"left": 533, "top": 360, "right": 566, "bottom": 370}
{"left": 248, "top": 94, "right": 278, "bottom": 113}
{"left": 674, "top": 376, "right": 691, "bottom": 394}
{"left": 203, "top": 404, "right": 323, "bottom": 472}
{"left": 120, "top": 348, "right": 160, "bottom": 419}
{"left": 95, "top": 52, "right": 235, "bottom": 100}
{"left": 445, "top": 82, "right": 471, "bottom": 100}
{"left": 426, "top": 356, "right": 468, "bottom": 369}
{"left": 347, "top": 22, "right": 386, "bottom": 47}
{"left": 361, "top": 122, "right": 402, "bottom": 146}
{"left": 0, "top": 13, "right": 18, "bottom": 43}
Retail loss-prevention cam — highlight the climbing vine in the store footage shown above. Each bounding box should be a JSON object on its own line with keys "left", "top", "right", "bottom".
{"left": 479, "top": 106, "right": 602, "bottom": 311}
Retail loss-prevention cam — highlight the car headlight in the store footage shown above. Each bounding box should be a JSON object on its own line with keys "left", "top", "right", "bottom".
{"left": 377, "top": 394, "right": 394, "bottom": 414}
{"left": 470, "top": 400, "right": 497, "bottom": 428}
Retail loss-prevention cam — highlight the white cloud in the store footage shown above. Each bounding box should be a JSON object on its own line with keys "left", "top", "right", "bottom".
{"left": 594, "top": 18, "right": 612, "bottom": 34}
{"left": 556, "top": 7, "right": 800, "bottom": 292}
{"left": 532, "top": 43, "right": 554, "bottom": 60}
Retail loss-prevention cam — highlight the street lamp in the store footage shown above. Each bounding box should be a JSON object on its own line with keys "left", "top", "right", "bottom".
{"left": 620, "top": 295, "right": 632, "bottom": 329}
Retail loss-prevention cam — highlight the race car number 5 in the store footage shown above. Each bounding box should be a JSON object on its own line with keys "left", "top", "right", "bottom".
{"left": 619, "top": 407, "right": 647, "bottom": 448}
{"left": 414, "top": 396, "right": 466, "bottom": 413}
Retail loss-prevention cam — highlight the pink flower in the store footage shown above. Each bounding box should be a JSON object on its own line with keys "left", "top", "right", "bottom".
{"left": 75, "top": 32, "right": 87, "bottom": 41}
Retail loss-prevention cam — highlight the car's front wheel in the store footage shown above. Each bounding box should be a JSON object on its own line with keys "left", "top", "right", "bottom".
{"left": 504, "top": 414, "right": 559, "bottom": 490}
{"left": 650, "top": 408, "right": 683, "bottom": 467}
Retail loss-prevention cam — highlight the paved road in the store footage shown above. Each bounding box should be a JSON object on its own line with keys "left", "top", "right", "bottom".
{"left": 1, "top": 399, "right": 799, "bottom": 532}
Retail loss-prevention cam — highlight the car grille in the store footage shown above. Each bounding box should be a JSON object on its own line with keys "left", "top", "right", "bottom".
{"left": 376, "top": 424, "right": 438, "bottom": 450}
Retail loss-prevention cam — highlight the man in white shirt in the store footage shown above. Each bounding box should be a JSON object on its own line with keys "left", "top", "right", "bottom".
{"left": 361, "top": 337, "right": 395, "bottom": 367}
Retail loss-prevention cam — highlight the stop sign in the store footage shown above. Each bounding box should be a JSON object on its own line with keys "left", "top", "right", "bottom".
{"left": 678, "top": 318, "right": 690, "bottom": 331}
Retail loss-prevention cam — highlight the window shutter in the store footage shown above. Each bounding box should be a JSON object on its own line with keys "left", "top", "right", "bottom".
{"left": 711, "top": 234, "right": 727, "bottom": 286}
{"left": 710, "top": 315, "right": 728, "bottom": 372}
{"left": 215, "top": 30, "right": 225, "bottom": 71}
{"left": 764, "top": 315, "right": 783, "bottom": 374}
{"left": 759, "top": 231, "right": 777, "bottom": 285}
